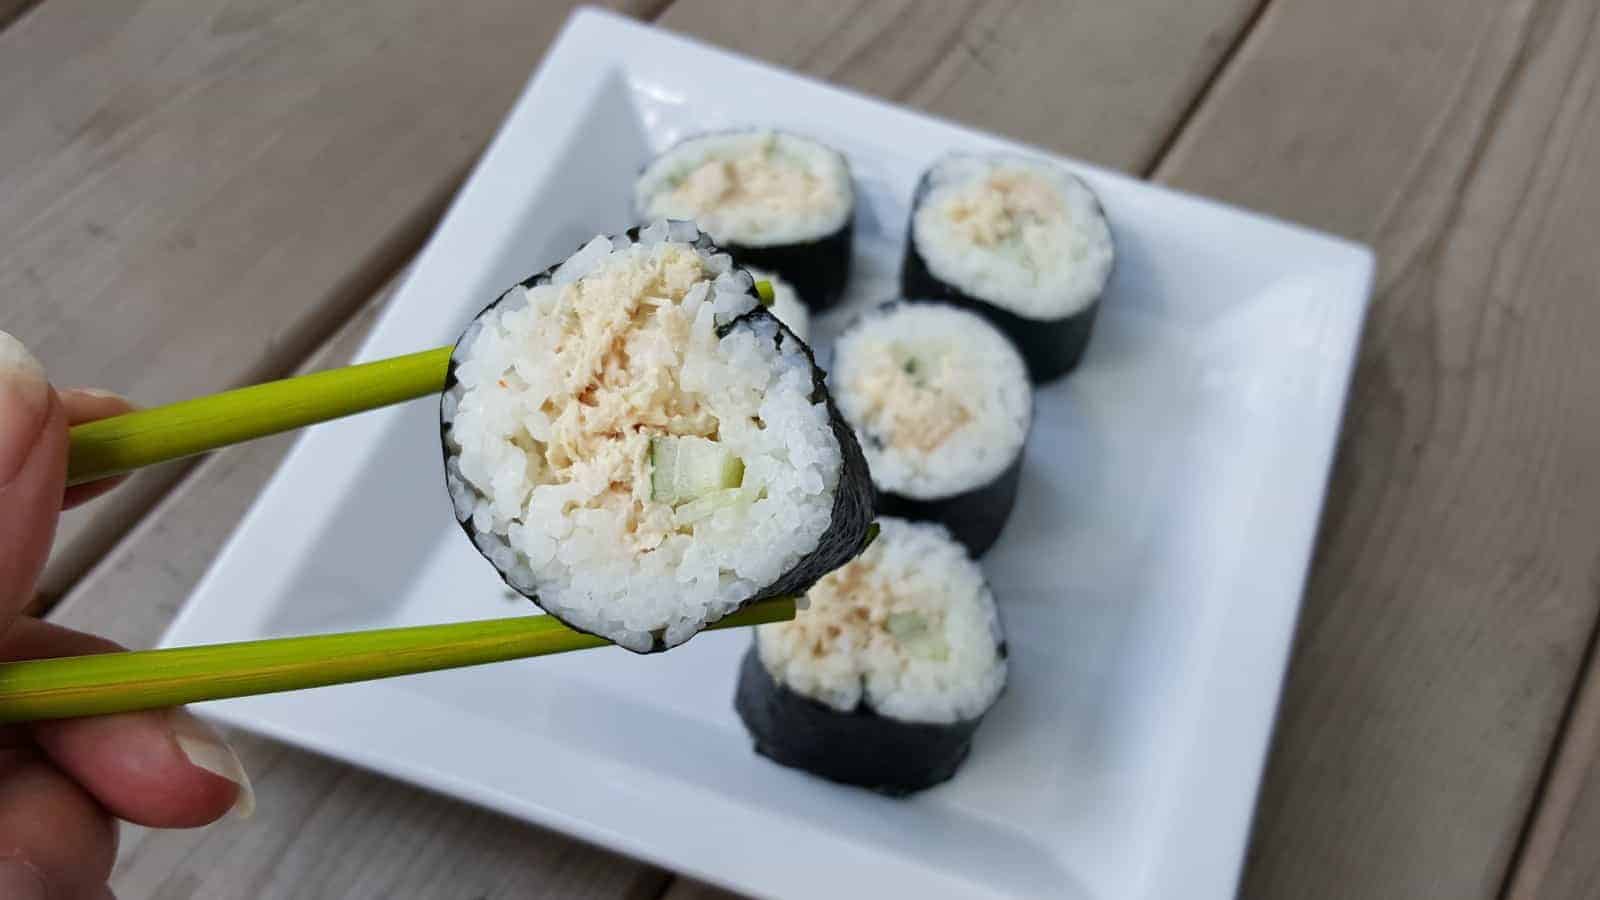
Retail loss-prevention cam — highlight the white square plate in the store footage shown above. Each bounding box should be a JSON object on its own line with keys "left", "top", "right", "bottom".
{"left": 162, "top": 9, "right": 1373, "bottom": 899}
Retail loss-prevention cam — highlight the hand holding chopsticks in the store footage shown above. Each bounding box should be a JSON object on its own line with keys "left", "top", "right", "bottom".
{"left": 23, "top": 275, "right": 794, "bottom": 726}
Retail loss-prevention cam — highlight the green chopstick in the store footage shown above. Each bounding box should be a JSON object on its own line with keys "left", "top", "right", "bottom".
{"left": 64, "top": 282, "right": 777, "bottom": 487}
{"left": 65, "top": 346, "right": 454, "bottom": 487}
{"left": 0, "top": 597, "right": 795, "bottom": 724}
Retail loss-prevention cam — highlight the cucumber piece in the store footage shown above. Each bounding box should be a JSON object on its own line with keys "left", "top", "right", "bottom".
{"left": 887, "top": 611, "right": 948, "bottom": 660}
{"left": 673, "top": 488, "right": 747, "bottom": 525}
{"left": 650, "top": 436, "right": 744, "bottom": 505}
{"left": 886, "top": 611, "right": 927, "bottom": 640}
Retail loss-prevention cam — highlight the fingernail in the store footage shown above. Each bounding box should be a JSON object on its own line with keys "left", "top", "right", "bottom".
{"left": 0, "top": 330, "right": 46, "bottom": 389}
{"left": 171, "top": 710, "right": 255, "bottom": 819}
{"left": 0, "top": 857, "right": 48, "bottom": 900}
{"left": 69, "top": 388, "right": 128, "bottom": 403}
{"left": 0, "top": 330, "right": 51, "bottom": 483}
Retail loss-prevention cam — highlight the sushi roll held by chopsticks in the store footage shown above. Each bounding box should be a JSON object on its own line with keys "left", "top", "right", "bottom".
{"left": 635, "top": 131, "right": 854, "bottom": 312}
{"left": 442, "top": 221, "right": 874, "bottom": 653}
{"left": 902, "top": 154, "right": 1114, "bottom": 381}
{"left": 736, "top": 518, "right": 1007, "bottom": 795}
{"left": 832, "top": 302, "right": 1031, "bottom": 557}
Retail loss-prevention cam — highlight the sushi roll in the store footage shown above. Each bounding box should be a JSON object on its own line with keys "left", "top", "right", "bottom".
{"left": 635, "top": 131, "right": 854, "bottom": 312}
{"left": 832, "top": 302, "right": 1030, "bottom": 557}
{"left": 902, "top": 153, "right": 1114, "bottom": 381}
{"left": 441, "top": 221, "right": 874, "bottom": 653}
{"left": 735, "top": 517, "right": 1006, "bottom": 795}
{"left": 747, "top": 267, "right": 811, "bottom": 343}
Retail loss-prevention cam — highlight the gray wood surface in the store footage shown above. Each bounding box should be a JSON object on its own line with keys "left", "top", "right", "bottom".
{"left": 0, "top": 0, "right": 650, "bottom": 603}
{"left": 1507, "top": 647, "right": 1600, "bottom": 900}
{"left": 19, "top": 0, "right": 1600, "bottom": 897}
{"left": 0, "top": 0, "right": 35, "bottom": 30}
{"left": 659, "top": 878, "right": 735, "bottom": 900}
{"left": 657, "top": 0, "right": 1261, "bottom": 173}
{"left": 1156, "top": 0, "right": 1600, "bottom": 897}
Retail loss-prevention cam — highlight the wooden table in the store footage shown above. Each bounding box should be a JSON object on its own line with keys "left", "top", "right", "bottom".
{"left": 6, "top": 1, "right": 1598, "bottom": 897}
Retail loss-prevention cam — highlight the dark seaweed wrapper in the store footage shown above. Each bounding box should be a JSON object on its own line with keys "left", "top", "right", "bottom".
{"left": 724, "top": 218, "right": 853, "bottom": 313}
{"left": 734, "top": 645, "right": 992, "bottom": 796}
{"left": 874, "top": 453, "right": 1022, "bottom": 558}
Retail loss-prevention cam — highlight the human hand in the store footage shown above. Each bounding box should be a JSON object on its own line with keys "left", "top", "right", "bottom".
{"left": 0, "top": 331, "right": 251, "bottom": 900}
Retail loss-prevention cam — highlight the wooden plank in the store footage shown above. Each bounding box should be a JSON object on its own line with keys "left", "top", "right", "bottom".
{"left": 0, "top": 0, "right": 651, "bottom": 603}
{"left": 659, "top": 879, "right": 737, "bottom": 900}
{"left": 48, "top": 283, "right": 671, "bottom": 899}
{"left": 0, "top": 0, "right": 37, "bottom": 31}
{"left": 1152, "top": 0, "right": 1600, "bottom": 897}
{"left": 656, "top": 0, "right": 1262, "bottom": 172}
{"left": 1505, "top": 638, "right": 1600, "bottom": 900}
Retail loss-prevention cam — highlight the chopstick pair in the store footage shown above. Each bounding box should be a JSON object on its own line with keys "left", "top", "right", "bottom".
{"left": 10, "top": 281, "right": 788, "bottom": 725}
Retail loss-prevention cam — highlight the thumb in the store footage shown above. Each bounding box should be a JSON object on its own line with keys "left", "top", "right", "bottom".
{"left": 0, "top": 331, "right": 65, "bottom": 626}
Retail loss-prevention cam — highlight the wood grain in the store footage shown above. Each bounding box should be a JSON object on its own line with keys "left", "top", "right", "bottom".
{"left": 0, "top": 0, "right": 37, "bottom": 31}
{"left": 1506, "top": 635, "right": 1600, "bottom": 900}
{"left": 656, "top": 0, "right": 1262, "bottom": 172}
{"left": 1155, "top": 0, "right": 1600, "bottom": 897}
{"left": 47, "top": 283, "right": 671, "bottom": 899}
{"left": 0, "top": 0, "right": 650, "bottom": 603}
{"left": 659, "top": 879, "right": 738, "bottom": 900}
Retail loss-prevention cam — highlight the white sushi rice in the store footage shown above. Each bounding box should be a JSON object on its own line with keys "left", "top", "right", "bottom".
{"left": 746, "top": 267, "right": 810, "bottom": 342}
{"left": 912, "top": 154, "right": 1113, "bottom": 319}
{"left": 756, "top": 518, "right": 1005, "bottom": 724}
{"left": 443, "top": 222, "right": 844, "bottom": 652}
{"left": 635, "top": 131, "right": 853, "bottom": 247}
{"left": 832, "top": 304, "right": 1030, "bottom": 499}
